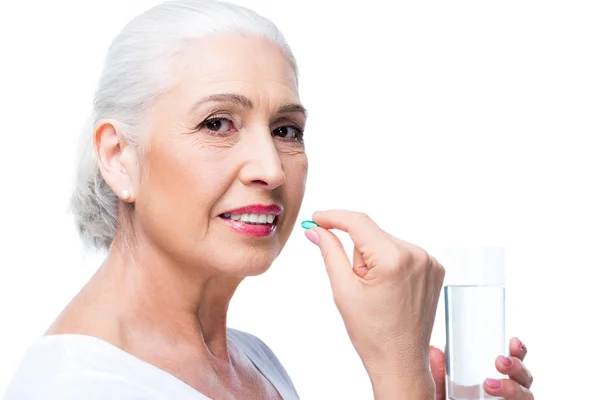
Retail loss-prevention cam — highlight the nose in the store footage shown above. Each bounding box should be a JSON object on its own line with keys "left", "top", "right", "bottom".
{"left": 238, "top": 131, "right": 286, "bottom": 190}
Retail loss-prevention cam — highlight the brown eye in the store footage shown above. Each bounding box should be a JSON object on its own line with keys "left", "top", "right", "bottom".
{"left": 204, "top": 118, "right": 234, "bottom": 133}
{"left": 273, "top": 126, "right": 303, "bottom": 141}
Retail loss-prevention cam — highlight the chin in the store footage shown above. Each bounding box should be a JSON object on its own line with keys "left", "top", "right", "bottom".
{"left": 215, "top": 254, "right": 278, "bottom": 277}
{"left": 189, "top": 241, "right": 282, "bottom": 278}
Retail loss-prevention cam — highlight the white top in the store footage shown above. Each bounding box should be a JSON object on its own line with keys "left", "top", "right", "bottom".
{"left": 3, "top": 329, "right": 299, "bottom": 400}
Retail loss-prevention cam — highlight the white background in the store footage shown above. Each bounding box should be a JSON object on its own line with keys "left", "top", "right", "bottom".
{"left": 1, "top": 0, "right": 599, "bottom": 399}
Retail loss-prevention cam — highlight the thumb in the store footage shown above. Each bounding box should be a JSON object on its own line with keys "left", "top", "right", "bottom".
{"left": 429, "top": 346, "right": 447, "bottom": 400}
{"left": 306, "top": 227, "right": 354, "bottom": 289}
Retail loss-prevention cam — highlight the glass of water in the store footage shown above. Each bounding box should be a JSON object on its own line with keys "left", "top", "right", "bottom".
{"left": 442, "top": 247, "right": 507, "bottom": 400}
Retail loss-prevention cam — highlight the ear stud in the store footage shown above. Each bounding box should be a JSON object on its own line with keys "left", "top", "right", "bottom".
{"left": 120, "top": 189, "right": 131, "bottom": 201}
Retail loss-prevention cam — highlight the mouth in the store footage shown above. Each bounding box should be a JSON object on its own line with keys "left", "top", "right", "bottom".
{"left": 218, "top": 204, "right": 282, "bottom": 237}
{"left": 220, "top": 213, "right": 278, "bottom": 225}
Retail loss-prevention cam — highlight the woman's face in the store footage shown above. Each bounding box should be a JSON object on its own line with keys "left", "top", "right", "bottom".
{"left": 133, "top": 36, "right": 307, "bottom": 276}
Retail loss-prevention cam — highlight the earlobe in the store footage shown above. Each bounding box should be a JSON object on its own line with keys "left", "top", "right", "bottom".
{"left": 94, "top": 119, "right": 135, "bottom": 202}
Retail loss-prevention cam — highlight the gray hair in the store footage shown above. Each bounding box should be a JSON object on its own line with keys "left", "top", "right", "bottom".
{"left": 71, "top": 0, "right": 297, "bottom": 251}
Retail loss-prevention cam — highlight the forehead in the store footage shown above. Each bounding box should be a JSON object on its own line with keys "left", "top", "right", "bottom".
{"left": 169, "top": 35, "right": 299, "bottom": 105}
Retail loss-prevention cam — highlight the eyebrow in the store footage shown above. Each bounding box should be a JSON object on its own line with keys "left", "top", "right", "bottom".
{"left": 189, "top": 93, "right": 308, "bottom": 118}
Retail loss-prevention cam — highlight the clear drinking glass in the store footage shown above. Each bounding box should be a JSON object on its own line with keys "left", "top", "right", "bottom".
{"left": 442, "top": 247, "right": 507, "bottom": 400}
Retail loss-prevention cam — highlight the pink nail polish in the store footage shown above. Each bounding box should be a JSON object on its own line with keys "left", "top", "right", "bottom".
{"left": 485, "top": 378, "right": 502, "bottom": 389}
{"left": 304, "top": 229, "right": 319, "bottom": 245}
{"left": 499, "top": 355, "right": 512, "bottom": 366}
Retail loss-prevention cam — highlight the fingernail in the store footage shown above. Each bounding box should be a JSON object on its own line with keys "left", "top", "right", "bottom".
{"left": 485, "top": 378, "right": 501, "bottom": 389}
{"left": 304, "top": 229, "right": 319, "bottom": 245}
{"left": 518, "top": 338, "right": 526, "bottom": 352}
{"left": 301, "top": 220, "right": 319, "bottom": 229}
{"left": 498, "top": 355, "right": 512, "bottom": 366}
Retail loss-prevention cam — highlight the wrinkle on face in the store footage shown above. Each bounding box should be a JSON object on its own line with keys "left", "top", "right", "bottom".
{"left": 122, "top": 34, "right": 307, "bottom": 328}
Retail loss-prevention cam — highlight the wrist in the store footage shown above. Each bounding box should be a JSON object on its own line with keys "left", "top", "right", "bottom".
{"left": 370, "top": 369, "right": 435, "bottom": 400}
{"left": 355, "top": 338, "right": 434, "bottom": 399}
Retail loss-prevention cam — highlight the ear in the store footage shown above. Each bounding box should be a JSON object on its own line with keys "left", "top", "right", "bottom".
{"left": 94, "top": 119, "right": 139, "bottom": 203}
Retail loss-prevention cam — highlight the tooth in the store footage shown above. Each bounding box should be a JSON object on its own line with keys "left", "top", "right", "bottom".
{"left": 234, "top": 213, "right": 274, "bottom": 224}
{"left": 222, "top": 213, "right": 231, "bottom": 218}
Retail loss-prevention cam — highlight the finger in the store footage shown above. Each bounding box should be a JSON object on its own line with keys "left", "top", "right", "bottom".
{"left": 312, "top": 210, "right": 392, "bottom": 251}
{"left": 429, "top": 256, "right": 446, "bottom": 290}
{"left": 495, "top": 356, "right": 534, "bottom": 389}
{"left": 424, "top": 256, "right": 445, "bottom": 332}
{"left": 484, "top": 378, "right": 534, "bottom": 399}
{"left": 510, "top": 337, "right": 528, "bottom": 361}
{"left": 424, "top": 255, "right": 445, "bottom": 311}
{"left": 309, "top": 227, "right": 355, "bottom": 291}
{"left": 352, "top": 246, "right": 369, "bottom": 279}
{"left": 429, "top": 346, "right": 446, "bottom": 400}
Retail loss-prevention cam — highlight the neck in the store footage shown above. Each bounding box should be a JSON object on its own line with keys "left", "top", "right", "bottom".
{"left": 92, "top": 233, "right": 243, "bottom": 360}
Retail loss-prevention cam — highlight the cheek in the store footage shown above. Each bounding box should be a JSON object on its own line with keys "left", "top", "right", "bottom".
{"left": 282, "top": 154, "right": 308, "bottom": 209}
{"left": 143, "top": 146, "right": 193, "bottom": 203}
{"left": 138, "top": 142, "right": 233, "bottom": 226}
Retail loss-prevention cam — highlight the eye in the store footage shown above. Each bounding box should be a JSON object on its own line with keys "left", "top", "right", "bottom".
{"left": 200, "top": 117, "right": 235, "bottom": 134}
{"left": 273, "top": 126, "right": 303, "bottom": 141}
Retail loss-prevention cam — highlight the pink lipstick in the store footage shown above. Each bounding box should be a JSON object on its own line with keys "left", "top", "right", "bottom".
{"left": 219, "top": 204, "right": 282, "bottom": 237}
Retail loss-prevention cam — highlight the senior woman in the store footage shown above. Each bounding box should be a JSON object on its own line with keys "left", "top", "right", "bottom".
{"left": 4, "top": 1, "right": 534, "bottom": 399}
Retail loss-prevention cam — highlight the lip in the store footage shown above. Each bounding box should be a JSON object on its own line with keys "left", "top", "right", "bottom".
{"left": 219, "top": 204, "right": 282, "bottom": 238}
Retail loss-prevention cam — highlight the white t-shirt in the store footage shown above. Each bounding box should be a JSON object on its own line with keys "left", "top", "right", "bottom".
{"left": 3, "top": 328, "right": 299, "bottom": 400}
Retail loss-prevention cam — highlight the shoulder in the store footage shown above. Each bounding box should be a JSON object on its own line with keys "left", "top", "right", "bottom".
{"left": 4, "top": 371, "right": 156, "bottom": 400}
{"left": 3, "top": 335, "right": 159, "bottom": 400}
{"left": 227, "top": 328, "right": 277, "bottom": 358}
{"left": 227, "top": 328, "right": 299, "bottom": 399}
{"left": 226, "top": 328, "right": 286, "bottom": 372}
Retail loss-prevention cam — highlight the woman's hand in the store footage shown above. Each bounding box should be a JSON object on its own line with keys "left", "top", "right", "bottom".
{"left": 307, "top": 210, "right": 445, "bottom": 399}
{"left": 429, "top": 338, "right": 534, "bottom": 399}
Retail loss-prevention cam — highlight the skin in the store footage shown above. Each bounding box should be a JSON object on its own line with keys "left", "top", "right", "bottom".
{"left": 46, "top": 35, "right": 534, "bottom": 399}
{"left": 307, "top": 212, "right": 535, "bottom": 399}
{"left": 430, "top": 339, "right": 534, "bottom": 400}
{"left": 48, "top": 35, "right": 307, "bottom": 399}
